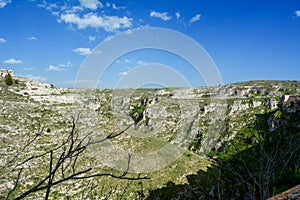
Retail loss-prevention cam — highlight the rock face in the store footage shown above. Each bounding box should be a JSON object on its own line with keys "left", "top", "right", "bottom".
{"left": 12, "top": 77, "right": 69, "bottom": 99}
{"left": 0, "top": 77, "right": 300, "bottom": 199}
{"left": 1, "top": 78, "right": 299, "bottom": 153}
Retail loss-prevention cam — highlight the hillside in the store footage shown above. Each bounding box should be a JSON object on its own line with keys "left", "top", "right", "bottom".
{"left": 0, "top": 75, "right": 299, "bottom": 199}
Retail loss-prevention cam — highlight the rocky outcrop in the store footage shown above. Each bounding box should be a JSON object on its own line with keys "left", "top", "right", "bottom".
{"left": 0, "top": 69, "right": 13, "bottom": 77}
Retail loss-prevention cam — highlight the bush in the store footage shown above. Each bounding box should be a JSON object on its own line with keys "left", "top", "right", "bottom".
{"left": 5, "top": 74, "right": 13, "bottom": 86}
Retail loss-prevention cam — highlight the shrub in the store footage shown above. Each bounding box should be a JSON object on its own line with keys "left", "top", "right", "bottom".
{"left": 5, "top": 74, "right": 13, "bottom": 86}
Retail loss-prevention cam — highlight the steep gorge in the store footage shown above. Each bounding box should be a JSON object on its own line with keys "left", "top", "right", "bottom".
{"left": 0, "top": 77, "right": 299, "bottom": 199}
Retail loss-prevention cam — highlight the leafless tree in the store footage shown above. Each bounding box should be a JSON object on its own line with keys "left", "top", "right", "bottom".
{"left": 5, "top": 114, "right": 149, "bottom": 200}
{"left": 216, "top": 111, "right": 300, "bottom": 200}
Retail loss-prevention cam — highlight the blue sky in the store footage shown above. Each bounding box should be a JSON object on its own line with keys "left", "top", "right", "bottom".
{"left": 0, "top": 0, "right": 300, "bottom": 88}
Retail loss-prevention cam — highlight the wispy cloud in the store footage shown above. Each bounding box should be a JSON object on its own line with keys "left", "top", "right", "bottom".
{"left": 120, "top": 59, "right": 148, "bottom": 65}
{"left": 104, "top": 35, "right": 114, "bottom": 42}
{"left": 58, "top": 61, "right": 73, "bottom": 68}
{"left": 46, "top": 61, "right": 73, "bottom": 71}
{"left": 150, "top": 11, "right": 172, "bottom": 21}
{"left": 0, "top": 0, "right": 12, "bottom": 8}
{"left": 189, "top": 14, "right": 201, "bottom": 24}
{"left": 60, "top": 13, "right": 132, "bottom": 31}
{"left": 118, "top": 71, "right": 128, "bottom": 76}
{"left": 124, "top": 59, "right": 132, "bottom": 63}
{"left": 88, "top": 36, "right": 96, "bottom": 42}
{"left": 22, "top": 67, "right": 35, "bottom": 71}
{"left": 3, "top": 58, "right": 23, "bottom": 64}
{"left": 66, "top": 6, "right": 83, "bottom": 14}
{"left": 175, "top": 12, "right": 180, "bottom": 19}
{"left": 137, "top": 60, "right": 148, "bottom": 65}
{"left": 73, "top": 47, "right": 92, "bottom": 55}
{"left": 0, "top": 38, "right": 6, "bottom": 43}
{"left": 37, "top": 1, "right": 67, "bottom": 16}
{"left": 104, "top": 2, "right": 126, "bottom": 10}
{"left": 46, "top": 65, "right": 64, "bottom": 71}
{"left": 111, "top": 3, "right": 126, "bottom": 10}
{"left": 295, "top": 10, "right": 300, "bottom": 17}
{"left": 28, "top": 36, "right": 37, "bottom": 40}
{"left": 79, "top": 0, "right": 103, "bottom": 10}
{"left": 92, "top": 50, "right": 102, "bottom": 54}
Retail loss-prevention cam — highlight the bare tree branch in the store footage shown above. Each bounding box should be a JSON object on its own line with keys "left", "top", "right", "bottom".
{"left": 6, "top": 114, "right": 149, "bottom": 199}
{"left": 5, "top": 168, "right": 23, "bottom": 200}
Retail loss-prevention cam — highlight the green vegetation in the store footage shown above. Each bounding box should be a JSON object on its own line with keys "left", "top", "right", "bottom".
{"left": 150, "top": 106, "right": 300, "bottom": 199}
{"left": 129, "top": 97, "right": 147, "bottom": 124}
{"left": 5, "top": 73, "right": 13, "bottom": 86}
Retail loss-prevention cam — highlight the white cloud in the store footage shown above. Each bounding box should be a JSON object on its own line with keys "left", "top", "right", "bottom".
{"left": 0, "top": 0, "right": 12, "bottom": 8}
{"left": 46, "top": 61, "right": 73, "bottom": 72}
{"left": 120, "top": 59, "right": 148, "bottom": 65}
{"left": 119, "top": 71, "right": 128, "bottom": 76}
{"left": 105, "top": 2, "right": 125, "bottom": 10}
{"left": 112, "top": 3, "right": 126, "bottom": 10}
{"left": 28, "top": 36, "right": 37, "bottom": 40}
{"left": 22, "top": 67, "right": 35, "bottom": 71}
{"left": 88, "top": 36, "right": 96, "bottom": 42}
{"left": 51, "top": 11, "right": 60, "bottom": 16}
{"left": 3, "top": 58, "right": 23, "bottom": 64}
{"left": 295, "top": 10, "right": 300, "bottom": 17}
{"left": 0, "top": 38, "right": 6, "bottom": 43}
{"left": 92, "top": 50, "right": 102, "bottom": 54}
{"left": 67, "top": 6, "right": 83, "bottom": 14}
{"left": 60, "top": 13, "right": 132, "bottom": 31}
{"left": 79, "top": 0, "right": 103, "bottom": 10}
{"left": 137, "top": 60, "right": 148, "bottom": 65}
{"left": 37, "top": 1, "right": 70, "bottom": 18}
{"left": 46, "top": 65, "right": 64, "bottom": 71}
{"left": 104, "top": 35, "right": 114, "bottom": 42}
{"left": 175, "top": 12, "right": 180, "bottom": 19}
{"left": 58, "top": 61, "right": 73, "bottom": 67}
{"left": 124, "top": 59, "right": 131, "bottom": 63}
{"left": 38, "top": 1, "right": 130, "bottom": 32}
{"left": 189, "top": 14, "right": 201, "bottom": 24}
{"left": 150, "top": 11, "right": 172, "bottom": 21}
{"left": 73, "top": 47, "right": 92, "bottom": 55}
{"left": 37, "top": 2, "right": 67, "bottom": 12}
